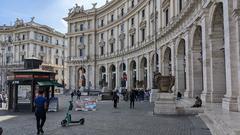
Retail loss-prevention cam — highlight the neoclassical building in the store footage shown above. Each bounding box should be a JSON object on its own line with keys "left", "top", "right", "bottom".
{"left": 64, "top": 0, "right": 240, "bottom": 112}
{"left": 0, "top": 18, "right": 67, "bottom": 90}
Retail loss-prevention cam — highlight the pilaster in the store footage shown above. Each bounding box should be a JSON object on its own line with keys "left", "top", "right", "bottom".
{"left": 200, "top": 12, "right": 212, "bottom": 103}
{"left": 184, "top": 29, "right": 193, "bottom": 98}
{"left": 222, "top": 0, "right": 239, "bottom": 111}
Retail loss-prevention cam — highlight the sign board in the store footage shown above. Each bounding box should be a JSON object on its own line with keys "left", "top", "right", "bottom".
{"left": 75, "top": 98, "right": 96, "bottom": 111}
{"left": 18, "top": 85, "right": 31, "bottom": 104}
{"left": 48, "top": 97, "right": 59, "bottom": 112}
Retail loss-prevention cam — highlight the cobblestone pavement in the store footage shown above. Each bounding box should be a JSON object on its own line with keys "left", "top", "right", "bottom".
{"left": 0, "top": 95, "right": 211, "bottom": 135}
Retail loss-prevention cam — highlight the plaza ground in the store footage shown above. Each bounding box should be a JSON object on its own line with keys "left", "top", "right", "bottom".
{"left": 0, "top": 95, "right": 211, "bottom": 135}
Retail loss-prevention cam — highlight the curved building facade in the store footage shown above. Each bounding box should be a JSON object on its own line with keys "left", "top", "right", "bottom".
{"left": 64, "top": 0, "right": 240, "bottom": 112}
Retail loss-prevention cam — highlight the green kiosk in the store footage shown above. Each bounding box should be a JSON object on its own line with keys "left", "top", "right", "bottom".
{"left": 7, "top": 58, "right": 62, "bottom": 112}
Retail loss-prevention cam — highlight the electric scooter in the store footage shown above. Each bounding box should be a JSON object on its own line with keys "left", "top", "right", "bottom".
{"left": 61, "top": 100, "right": 85, "bottom": 127}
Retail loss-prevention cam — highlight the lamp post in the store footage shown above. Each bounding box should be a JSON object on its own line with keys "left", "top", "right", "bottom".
{"left": 62, "top": 47, "right": 65, "bottom": 91}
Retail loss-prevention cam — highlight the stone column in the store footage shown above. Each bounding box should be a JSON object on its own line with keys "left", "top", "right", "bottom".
{"left": 116, "top": 61, "right": 120, "bottom": 88}
{"left": 222, "top": 0, "right": 239, "bottom": 112}
{"left": 126, "top": 59, "right": 130, "bottom": 90}
{"left": 200, "top": 13, "right": 212, "bottom": 103}
{"left": 74, "top": 66, "right": 78, "bottom": 89}
{"left": 158, "top": 48, "right": 162, "bottom": 73}
{"left": 234, "top": 8, "right": 240, "bottom": 112}
{"left": 170, "top": 40, "right": 176, "bottom": 93}
{"left": 146, "top": 53, "right": 151, "bottom": 89}
{"left": 184, "top": 29, "right": 193, "bottom": 98}
{"left": 136, "top": 57, "right": 140, "bottom": 82}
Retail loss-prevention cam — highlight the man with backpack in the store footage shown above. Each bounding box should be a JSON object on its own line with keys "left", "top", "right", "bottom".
{"left": 34, "top": 90, "right": 48, "bottom": 135}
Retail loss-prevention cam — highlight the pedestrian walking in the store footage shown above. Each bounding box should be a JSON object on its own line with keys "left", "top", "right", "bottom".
{"left": 34, "top": 90, "right": 48, "bottom": 135}
{"left": 77, "top": 90, "right": 81, "bottom": 100}
{"left": 112, "top": 92, "right": 119, "bottom": 108}
{"left": 130, "top": 90, "right": 135, "bottom": 109}
{"left": 70, "top": 91, "right": 74, "bottom": 100}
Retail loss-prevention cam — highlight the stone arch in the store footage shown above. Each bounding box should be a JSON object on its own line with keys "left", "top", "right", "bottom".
{"left": 209, "top": 2, "right": 226, "bottom": 102}
{"left": 130, "top": 60, "right": 137, "bottom": 89}
{"left": 192, "top": 25, "right": 203, "bottom": 97}
{"left": 119, "top": 63, "right": 127, "bottom": 88}
{"left": 163, "top": 47, "right": 171, "bottom": 75}
{"left": 151, "top": 53, "right": 159, "bottom": 72}
{"left": 109, "top": 64, "right": 116, "bottom": 90}
{"left": 99, "top": 66, "right": 107, "bottom": 88}
{"left": 77, "top": 67, "right": 86, "bottom": 89}
{"left": 176, "top": 39, "right": 186, "bottom": 94}
{"left": 140, "top": 57, "right": 147, "bottom": 88}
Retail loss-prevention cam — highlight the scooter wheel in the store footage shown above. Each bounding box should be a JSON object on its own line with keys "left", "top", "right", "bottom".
{"left": 80, "top": 118, "right": 85, "bottom": 125}
{"left": 61, "top": 120, "right": 67, "bottom": 127}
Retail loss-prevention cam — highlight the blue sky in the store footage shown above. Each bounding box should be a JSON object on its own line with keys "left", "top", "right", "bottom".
{"left": 0, "top": 0, "right": 107, "bottom": 33}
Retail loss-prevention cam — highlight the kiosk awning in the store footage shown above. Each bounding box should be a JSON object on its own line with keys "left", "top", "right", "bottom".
{"left": 37, "top": 81, "right": 53, "bottom": 86}
{"left": 37, "top": 81, "right": 63, "bottom": 87}
{"left": 51, "top": 81, "right": 63, "bottom": 87}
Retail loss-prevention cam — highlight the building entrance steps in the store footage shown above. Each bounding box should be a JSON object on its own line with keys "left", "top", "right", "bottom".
{"left": 199, "top": 103, "right": 240, "bottom": 135}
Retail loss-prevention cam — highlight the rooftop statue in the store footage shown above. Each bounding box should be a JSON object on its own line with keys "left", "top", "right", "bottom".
{"left": 31, "top": 17, "right": 35, "bottom": 22}
{"left": 15, "top": 18, "right": 24, "bottom": 27}
{"left": 92, "top": 3, "right": 97, "bottom": 9}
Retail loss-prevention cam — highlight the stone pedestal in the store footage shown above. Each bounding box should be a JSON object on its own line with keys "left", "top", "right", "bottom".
{"left": 154, "top": 93, "right": 176, "bottom": 115}
{"left": 222, "top": 97, "right": 238, "bottom": 112}
{"left": 150, "top": 89, "right": 159, "bottom": 103}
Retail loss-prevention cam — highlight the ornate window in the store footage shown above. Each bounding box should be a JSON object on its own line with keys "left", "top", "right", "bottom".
{"left": 131, "top": 0, "right": 134, "bottom": 8}
{"left": 79, "top": 49, "right": 83, "bottom": 57}
{"left": 131, "top": 35, "right": 135, "bottom": 46}
{"left": 142, "top": 9, "right": 145, "bottom": 18}
{"left": 80, "top": 24, "right": 84, "bottom": 31}
{"left": 142, "top": 28, "right": 145, "bottom": 42}
{"left": 40, "top": 46, "right": 44, "bottom": 51}
{"left": 121, "top": 24, "right": 124, "bottom": 32}
{"left": 131, "top": 18, "right": 134, "bottom": 26}
{"left": 22, "top": 55, "right": 25, "bottom": 61}
{"left": 80, "top": 36, "right": 84, "bottom": 43}
{"left": 101, "top": 19, "right": 104, "bottom": 27}
{"left": 179, "top": 0, "right": 183, "bottom": 12}
{"left": 110, "top": 43, "right": 114, "bottom": 53}
{"left": 56, "top": 58, "right": 58, "bottom": 65}
{"left": 100, "top": 46, "right": 104, "bottom": 55}
{"left": 111, "top": 14, "right": 114, "bottom": 22}
{"left": 165, "top": 8, "right": 169, "bottom": 26}
{"left": 121, "top": 8, "right": 124, "bottom": 16}
{"left": 111, "top": 29, "right": 114, "bottom": 36}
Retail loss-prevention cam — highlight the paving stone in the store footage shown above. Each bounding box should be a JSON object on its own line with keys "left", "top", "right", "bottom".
{"left": 0, "top": 95, "right": 211, "bottom": 135}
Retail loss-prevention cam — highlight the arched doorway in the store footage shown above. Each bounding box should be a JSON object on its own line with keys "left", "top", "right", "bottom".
{"left": 192, "top": 26, "right": 203, "bottom": 97}
{"left": 109, "top": 64, "right": 116, "bottom": 90}
{"left": 99, "top": 66, "right": 106, "bottom": 88}
{"left": 151, "top": 53, "right": 159, "bottom": 88}
{"left": 119, "top": 63, "right": 127, "bottom": 88}
{"left": 130, "top": 60, "right": 137, "bottom": 89}
{"left": 176, "top": 39, "right": 186, "bottom": 94}
{"left": 140, "top": 57, "right": 147, "bottom": 89}
{"left": 151, "top": 53, "right": 159, "bottom": 72}
{"left": 210, "top": 2, "right": 226, "bottom": 102}
{"left": 163, "top": 47, "right": 171, "bottom": 75}
{"left": 78, "top": 67, "right": 86, "bottom": 89}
